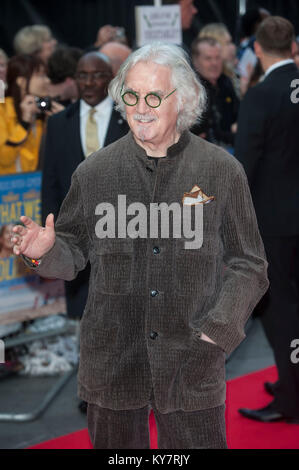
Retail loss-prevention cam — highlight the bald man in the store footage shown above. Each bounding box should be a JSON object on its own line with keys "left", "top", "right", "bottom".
{"left": 100, "top": 42, "right": 132, "bottom": 76}
{"left": 41, "top": 52, "right": 129, "bottom": 412}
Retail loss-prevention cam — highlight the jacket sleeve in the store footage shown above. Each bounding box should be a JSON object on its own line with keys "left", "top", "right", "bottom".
{"left": 27, "top": 169, "right": 90, "bottom": 281}
{"left": 200, "top": 164, "right": 269, "bottom": 355}
{"left": 234, "top": 87, "right": 266, "bottom": 185}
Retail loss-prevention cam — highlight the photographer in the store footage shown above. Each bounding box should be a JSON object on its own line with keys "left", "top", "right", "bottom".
{"left": 0, "top": 54, "right": 62, "bottom": 174}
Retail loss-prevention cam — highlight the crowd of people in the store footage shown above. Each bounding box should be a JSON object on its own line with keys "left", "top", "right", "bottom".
{"left": 0, "top": 6, "right": 298, "bottom": 173}
{"left": 0, "top": 5, "right": 297, "bottom": 177}
{"left": 1, "top": 0, "right": 299, "bottom": 446}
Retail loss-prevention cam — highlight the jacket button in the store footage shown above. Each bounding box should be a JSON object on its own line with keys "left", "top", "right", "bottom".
{"left": 150, "top": 331, "right": 158, "bottom": 340}
{"left": 153, "top": 246, "right": 160, "bottom": 255}
{"left": 150, "top": 290, "right": 159, "bottom": 297}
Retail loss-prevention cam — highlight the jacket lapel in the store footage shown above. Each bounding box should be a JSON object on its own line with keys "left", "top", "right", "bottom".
{"left": 66, "top": 101, "right": 85, "bottom": 164}
{"left": 263, "top": 62, "right": 297, "bottom": 83}
{"left": 104, "top": 107, "right": 127, "bottom": 146}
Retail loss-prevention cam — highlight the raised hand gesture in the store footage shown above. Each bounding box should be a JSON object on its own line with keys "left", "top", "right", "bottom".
{"left": 12, "top": 214, "right": 56, "bottom": 260}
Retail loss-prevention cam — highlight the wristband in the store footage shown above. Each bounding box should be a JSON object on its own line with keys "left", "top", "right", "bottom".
{"left": 21, "top": 254, "right": 41, "bottom": 268}
{"left": 30, "top": 258, "right": 41, "bottom": 267}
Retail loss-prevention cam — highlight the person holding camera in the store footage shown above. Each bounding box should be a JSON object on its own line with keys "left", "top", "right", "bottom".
{"left": 0, "top": 54, "right": 62, "bottom": 175}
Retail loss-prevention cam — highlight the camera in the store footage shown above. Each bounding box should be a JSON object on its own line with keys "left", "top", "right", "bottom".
{"left": 35, "top": 96, "right": 52, "bottom": 112}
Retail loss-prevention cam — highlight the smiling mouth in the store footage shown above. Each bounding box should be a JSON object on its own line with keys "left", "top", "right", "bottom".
{"left": 135, "top": 118, "right": 156, "bottom": 124}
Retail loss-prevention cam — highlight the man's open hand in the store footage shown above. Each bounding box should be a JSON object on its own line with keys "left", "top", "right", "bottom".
{"left": 12, "top": 214, "right": 55, "bottom": 260}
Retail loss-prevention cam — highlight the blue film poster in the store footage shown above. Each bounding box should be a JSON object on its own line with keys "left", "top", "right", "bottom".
{"left": 0, "top": 172, "right": 66, "bottom": 324}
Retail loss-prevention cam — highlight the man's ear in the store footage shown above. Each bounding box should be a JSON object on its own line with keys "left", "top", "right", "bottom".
{"left": 291, "top": 41, "right": 298, "bottom": 57}
{"left": 254, "top": 41, "right": 262, "bottom": 59}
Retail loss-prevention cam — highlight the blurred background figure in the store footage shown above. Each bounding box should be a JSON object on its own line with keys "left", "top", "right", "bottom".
{"left": 236, "top": 16, "right": 299, "bottom": 424}
{"left": 163, "top": 0, "right": 198, "bottom": 31}
{"left": 0, "top": 224, "right": 14, "bottom": 258}
{"left": 191, "top": 36, "right": 239, "bottom": 151}
{"left": 162, "top": 0, "right": 199, "bottom": 53}
{"left": 99, "top": 42, "right": 132, "bottom": 76}
{"left": 93, "top": 24, "right": 128, "bottom": 50}
{"left": 178, "top": 0, "right": 198, "bottom": 30}
{"left": 198, "top": 23, "right": 240, "bottom": 96}
{"left": 47, "top": 46, "right": 83, "bottom": 106}
{"left": 0, "top": 54, "right": 50, "bottom": 174}
{"left": 0, "top": 49, "right": 8, "bottom": 87}
{"left": 237, "top": 8, "right": 271, "bottom": 96}
{"left": 199, "top": 23, "right": 233, "bottom": 64}
{"left": 13, "top": 25, "right": 57, "bottom": 65}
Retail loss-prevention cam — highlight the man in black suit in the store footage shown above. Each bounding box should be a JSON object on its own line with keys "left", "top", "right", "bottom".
{"left": 41, "top": 51, "right": 129, "bottom": 411}
{"left": 235, "top": 16, "right": 299, "bottom": 423}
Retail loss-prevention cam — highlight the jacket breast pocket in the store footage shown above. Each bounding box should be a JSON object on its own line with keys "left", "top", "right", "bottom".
{"left": 175, "top": 236, "right": 218, "bottom": 296}
{"left": 95, "top": 238, "right": 134, "bottom": 295}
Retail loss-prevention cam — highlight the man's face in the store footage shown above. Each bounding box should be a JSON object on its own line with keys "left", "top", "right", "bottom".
{"left": 76, "top": 55, "right": 112, "bottom": 107}
{"left": 180, "top": 0, "right": 198, "bottom": 30}
{"left": 124, "top": 62, "right": 179, "bottom": 148}
{"left": 193, "top": 43, "right": 223, "bottom": 84}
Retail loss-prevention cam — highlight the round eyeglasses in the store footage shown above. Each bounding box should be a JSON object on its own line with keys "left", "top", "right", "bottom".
{"left": 121, "top": 88, "right": 176, "bottom": 108}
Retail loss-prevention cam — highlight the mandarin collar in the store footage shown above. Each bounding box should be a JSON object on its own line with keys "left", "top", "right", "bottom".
{"left": 127, "top": 130, "right": 191, "bottom": 162}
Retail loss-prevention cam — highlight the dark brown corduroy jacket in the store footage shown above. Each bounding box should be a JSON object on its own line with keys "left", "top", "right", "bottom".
{"left": 31, "top": 130, "right": 269, "bottom": 412}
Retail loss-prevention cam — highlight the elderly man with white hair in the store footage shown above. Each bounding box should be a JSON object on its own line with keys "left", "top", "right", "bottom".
{"left": 12, "top": 43, "right": 268, "bottom": 449}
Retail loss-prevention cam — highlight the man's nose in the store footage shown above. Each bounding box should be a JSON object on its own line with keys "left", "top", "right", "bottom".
{"left": 136, "top": 97, "right": 148, "bottom": 114}
{"left": 85, "top": 75, "right": 94, "bottom": 86}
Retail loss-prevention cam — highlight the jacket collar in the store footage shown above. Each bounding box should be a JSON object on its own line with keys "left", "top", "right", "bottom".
{"left": 126, "top": 129, "right": 191, "bottom": 164}
{"left": 263, "top": 61, "right": 297, "bottom": 81}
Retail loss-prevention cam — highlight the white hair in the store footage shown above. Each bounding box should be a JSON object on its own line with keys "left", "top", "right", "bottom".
{"left": 108, "top": 42, "right": 207, "bottom": 132}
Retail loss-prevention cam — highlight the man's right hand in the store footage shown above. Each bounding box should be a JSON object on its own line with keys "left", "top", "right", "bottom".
{"left": 12, "top": 214, "right": 55, "bottom": 259}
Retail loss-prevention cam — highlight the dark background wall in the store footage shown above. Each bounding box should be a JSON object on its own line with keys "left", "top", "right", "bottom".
{"left": 1, "top": 0, "right": 298, "bottom": 57}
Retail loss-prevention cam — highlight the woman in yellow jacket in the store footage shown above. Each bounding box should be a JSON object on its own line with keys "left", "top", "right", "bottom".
{"left": 0, "top": 54, "right": 50, "bottom": 174}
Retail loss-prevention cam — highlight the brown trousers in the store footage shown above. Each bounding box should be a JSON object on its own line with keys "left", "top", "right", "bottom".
{"left": 87, "top": 391, "right": 227, "bottom": 449}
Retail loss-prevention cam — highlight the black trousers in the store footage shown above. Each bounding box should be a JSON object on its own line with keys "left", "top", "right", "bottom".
{"left": 260, "top": 235, "right": 299, "bottom": 418}
{"left": 87, "top": 390, "right": 227, "bottom": 449}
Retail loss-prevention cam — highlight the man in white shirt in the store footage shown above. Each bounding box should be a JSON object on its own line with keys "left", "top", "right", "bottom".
{"left": 75, "top": 51, "right": 114, "bottom": 155}
{"left": 79, "top": 91, "right": 113, "bottom": 156}
{"left": 41, "top": 52, "right": 128, "bottom": 412}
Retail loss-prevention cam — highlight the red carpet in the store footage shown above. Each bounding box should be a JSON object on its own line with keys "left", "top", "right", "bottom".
{"left": 28, "top": 366, "right": 299, "bottom": 449}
